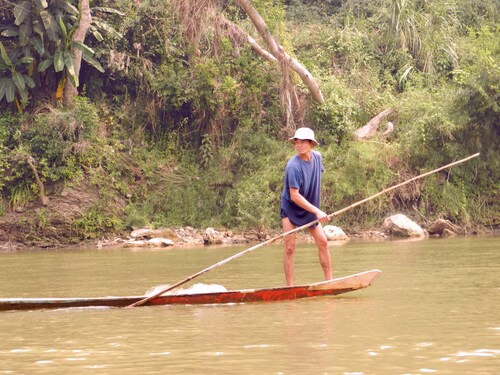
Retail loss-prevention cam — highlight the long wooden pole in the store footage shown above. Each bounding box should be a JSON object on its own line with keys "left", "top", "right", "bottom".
{"left": 126, "top": 152, "right": 479, "bottom": 308}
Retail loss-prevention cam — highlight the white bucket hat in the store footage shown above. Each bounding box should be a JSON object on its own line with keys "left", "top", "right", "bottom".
{"left": 288, "top": 127, "right": 319, "bottom": 146}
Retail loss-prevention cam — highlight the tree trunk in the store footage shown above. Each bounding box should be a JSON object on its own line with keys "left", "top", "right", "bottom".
{"left": 26, "top": 156, "right": 49, "bottom": 206}
{"left": 63, "top": 0, "right": 91, "bottom": 108}
{"left": 235, "top": 0, "right": 324, "bottom": 104}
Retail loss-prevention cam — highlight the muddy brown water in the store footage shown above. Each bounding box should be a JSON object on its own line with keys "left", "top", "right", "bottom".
{"left": 0, "top": 235, "right": 498, "bottom": 374}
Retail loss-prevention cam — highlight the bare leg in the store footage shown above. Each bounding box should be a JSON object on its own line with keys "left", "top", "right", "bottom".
{"left": 308, "top": 224, "right": 332, "bottom": 281}
{"left": 282, "top": 217, "right": 296, "bottom": 286}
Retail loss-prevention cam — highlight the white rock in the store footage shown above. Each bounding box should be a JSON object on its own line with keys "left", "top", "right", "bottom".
{"left": 323, "top": 225, "right": 350, "bottom": 241}
{"left": 383, "top": 214, "right": 425, "bottom": 238}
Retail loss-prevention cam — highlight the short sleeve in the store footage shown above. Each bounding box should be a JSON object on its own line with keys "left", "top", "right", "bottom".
{"left": 285, "top": 165, "right": 301, "bottom": 190}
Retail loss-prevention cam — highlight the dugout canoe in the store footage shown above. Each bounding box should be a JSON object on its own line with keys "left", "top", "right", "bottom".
{"left": 0, "top": 269, "right": 381, "bottom": 311}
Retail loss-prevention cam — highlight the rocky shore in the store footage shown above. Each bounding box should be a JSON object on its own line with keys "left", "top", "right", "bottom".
{"left": 95, "top": 214, "right": 468, "bottom": 249}
{"left": 0, "top": 180, "right": 488, "bottom": 252}
{"left": 1, "top": 211, "right": 477, "bottom": 252}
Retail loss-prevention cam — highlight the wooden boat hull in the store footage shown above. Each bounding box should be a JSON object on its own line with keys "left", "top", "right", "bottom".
{"left": 0, "top": 269, "right": 381, "bottom": 311}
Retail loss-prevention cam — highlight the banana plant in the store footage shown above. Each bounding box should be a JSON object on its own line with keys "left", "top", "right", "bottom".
{"left": 1, "top": 0, "right": 122, "bottom": 106}
{"left": 37, "top": 4, "right": 123, "bottom": 89}
{"left": 0, "top": 41, "right": 35, "bottom": 111}
{"left": 37, "top": 13, "right": 105, "bottom": 92}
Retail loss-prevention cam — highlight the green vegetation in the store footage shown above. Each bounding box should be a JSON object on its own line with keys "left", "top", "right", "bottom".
{"left": 0, "top": 0, "right": 498, "bottom": 241}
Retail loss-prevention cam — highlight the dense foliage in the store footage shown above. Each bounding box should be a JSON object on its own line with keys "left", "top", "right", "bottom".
{"left": 0, "top": 0, "right": 498, "bottom": 238}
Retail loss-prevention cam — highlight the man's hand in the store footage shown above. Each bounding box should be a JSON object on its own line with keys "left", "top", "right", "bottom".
{"left": 289, "top": 189, "right": 330, "bottom": 223}
{"left": 315, "top": 209, "right": 330, "bottom": 223}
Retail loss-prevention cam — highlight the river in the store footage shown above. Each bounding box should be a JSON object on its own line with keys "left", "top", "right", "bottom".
{"left": 0, "top": 235, "right": 498, "bottom": 374}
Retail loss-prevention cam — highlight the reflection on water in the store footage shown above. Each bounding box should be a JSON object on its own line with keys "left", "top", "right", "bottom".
{"left": 0, "top": 235, "right": 498, "bottom": 374}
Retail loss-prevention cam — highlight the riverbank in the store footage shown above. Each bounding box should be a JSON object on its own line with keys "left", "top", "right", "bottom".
{"left": 1, "top": 220, "right": 494, "bottom": 252}
{"left": 0, "top": 181, "right": 495, "bottom": 252}
{"left": 0, "top": 224, "right": 386, "bottom": 251}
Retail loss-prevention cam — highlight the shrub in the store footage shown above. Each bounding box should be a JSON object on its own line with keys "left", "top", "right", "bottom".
{"left": 321, "top": 141, "right": 396, "bottom": 227}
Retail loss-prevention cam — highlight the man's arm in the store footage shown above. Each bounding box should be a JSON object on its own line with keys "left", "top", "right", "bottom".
{"left": 289, "top": 188, "right": 330, "bottom": 223}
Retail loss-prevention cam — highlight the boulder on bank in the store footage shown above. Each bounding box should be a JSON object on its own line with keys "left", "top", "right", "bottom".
{"left": 121, "top": 228, "right": 178, "bottom": 248}
{"left": 427, "top": 218, "right": 461, "bottom": 237}
{"left": 383, "top": 214, "right": 426, "bottom": 238}
{"left": 323, "top": 225, "right": 350, "bottom": 241}
{"left": 203, "top": 227, "right": 224, "bottom": 245}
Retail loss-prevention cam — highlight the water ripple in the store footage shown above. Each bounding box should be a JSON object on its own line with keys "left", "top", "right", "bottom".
{"left": 456, "top": 349, "right": 499, "bottom": 357}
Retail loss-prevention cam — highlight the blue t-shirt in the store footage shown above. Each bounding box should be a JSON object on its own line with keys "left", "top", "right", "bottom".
{"left": 281, "top": 151, "right": 324, "bottom": 226}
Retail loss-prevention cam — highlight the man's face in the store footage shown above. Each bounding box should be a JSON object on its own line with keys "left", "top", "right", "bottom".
{"left": 294, "top": 139, "right": 313, "bottom": 156}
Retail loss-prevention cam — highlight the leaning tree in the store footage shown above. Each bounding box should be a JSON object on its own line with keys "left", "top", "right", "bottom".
{"left": 171, "top": 0, "right": 324, "bottom": 135}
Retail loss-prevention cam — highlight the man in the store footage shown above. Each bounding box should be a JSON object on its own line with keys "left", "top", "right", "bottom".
{"left": 280, "top": 127, "right": 332, "bottom": 286}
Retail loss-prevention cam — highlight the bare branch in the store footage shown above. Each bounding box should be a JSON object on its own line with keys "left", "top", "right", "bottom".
{"left": 235, "top": 0, "right": 324, "bottom": 104}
